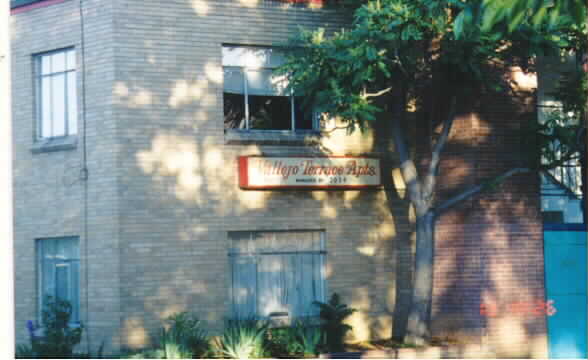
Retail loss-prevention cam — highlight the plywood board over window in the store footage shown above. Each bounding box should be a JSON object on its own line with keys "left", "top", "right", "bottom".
{"left": 228, "top": 230, "right": 326, "bottom": 321}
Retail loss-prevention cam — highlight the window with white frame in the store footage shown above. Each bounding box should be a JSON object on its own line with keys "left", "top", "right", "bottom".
{"left": 37, "top": 237, "right": 80, "bottom": 323}
{"left": 35, "top": 48, "right": 77, "bottom": 139}
{"left": 229, "top": 231, "right": 326, "bottom": 320}
{"left": 222, "top": 45, "right": 316, "bottom": 132}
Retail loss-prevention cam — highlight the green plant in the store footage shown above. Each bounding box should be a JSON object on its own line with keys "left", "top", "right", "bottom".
{"left": 15, "top": 344, "right": 36, "bottom": 359}
{"left": 266, "top": 326, "right": 300, "bottom": 357}
{"left": 30, "top": 296, "right": 83, "bottom": 358}
{"left": 214, "top": 319, "right": 268, "bottom": 359}
{"left": 313, "top": 293, "right": 356, "bottom": 353}
{"left": 266, "top": 320, "right": 324, "bottom": 357}
{"left": 160, "top": 312, "right": 209, "bottom": 359}
{"left": 292, "top": 320, "right": 323, "bottom": 357}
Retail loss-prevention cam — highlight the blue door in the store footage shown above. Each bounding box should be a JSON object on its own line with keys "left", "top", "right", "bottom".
{"left": 544, "top": 225, "right": 587, "bottom": 358}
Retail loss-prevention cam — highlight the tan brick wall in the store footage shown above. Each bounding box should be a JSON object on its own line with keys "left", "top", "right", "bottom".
{"left": 11, "top": 0, "right": 122, "bottom": 355}
{"left": 12, "top": 0, "right": 546, "bottom": 357}
{"left": 113, "top": 0, "right": 412, "bottom": 349}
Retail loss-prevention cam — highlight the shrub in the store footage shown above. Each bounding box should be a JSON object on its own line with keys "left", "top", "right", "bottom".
{"left": 24, "top": 296, "right": 83, "bottom": 359}
{"left": 161, "top": 312, "right": 209, "bottom": 359}
{"left": 214, "top": 319, "right": 268, "bottom": 359}
{"left": 313, "top": 293, "right": 357, "bottom": 353}
{"left": 15, "top": 344, "right": 36, "bottom": 359}
{"left": 266, "top": 326, "right": 299, "bottom": 357}
{"left": 292, "top": 320, "right": 323, "bottom": 357}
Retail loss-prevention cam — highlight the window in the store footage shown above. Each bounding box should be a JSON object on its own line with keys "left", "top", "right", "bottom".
{"left": 537, "top": 55, "right": 584, "bottom": 224}
{"left": 223, "top": 46, "right": 316, "bottom": 132}
{"left": 35, "top": 48, "right": 77, "bottom": 140}
{"left": 37, "top": 237, "right": 80, "bottom": 323}
{"left": 229, "top": 231, "right": 326, "bottom": 320}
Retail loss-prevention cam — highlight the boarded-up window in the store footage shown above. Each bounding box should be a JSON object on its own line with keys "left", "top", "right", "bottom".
{"left": 228, "top": 231, "right": 326, "bottom": 320}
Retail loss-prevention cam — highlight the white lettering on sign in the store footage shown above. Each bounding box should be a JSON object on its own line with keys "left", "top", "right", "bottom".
{"left": 239, "top": 156, "right": 381, "bottom": 189}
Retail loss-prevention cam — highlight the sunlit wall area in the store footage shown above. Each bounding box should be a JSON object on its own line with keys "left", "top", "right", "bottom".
{"left": 113, "top": 0, "right": 409, "bottom": 350}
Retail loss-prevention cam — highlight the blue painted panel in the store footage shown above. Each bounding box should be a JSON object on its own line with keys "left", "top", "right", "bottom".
{"left": 544, "top": 243, "right": 587, "bottom": 296}
{"left": 546, "top": 295, "right": 587, "bottom": 358}
{"left": 544, "top": 230, "right": 587, "bottom": 359}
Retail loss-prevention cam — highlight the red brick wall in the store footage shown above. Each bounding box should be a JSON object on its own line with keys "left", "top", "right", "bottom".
{"left": 427, "top": 76, "right": 547, "bottom": 357}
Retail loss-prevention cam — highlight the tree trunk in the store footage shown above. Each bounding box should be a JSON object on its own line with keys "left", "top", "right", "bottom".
{"left": 404, "top": 210, "right": 435, "bottom": 345}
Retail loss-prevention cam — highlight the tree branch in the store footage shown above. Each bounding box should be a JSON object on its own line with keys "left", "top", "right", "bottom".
{"left": 362, "top": 86, "right": 393, "bottom": 99}
{"left": 423, "top": 96, "right": 457, "bottom": 204}
{"left": 435, "top": 167, "right": 531, "bottom": 214}
{"left": 391, "top": 88, "right": 426, "bottom": 214}
{"left": 322, "top": 124, "right": 354, "bottom": 134}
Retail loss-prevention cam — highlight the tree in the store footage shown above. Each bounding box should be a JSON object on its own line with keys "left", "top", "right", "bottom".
{"left": 478, "top": 0, "right": 586, "bottom": 34}
{"left": 279, "top": 0, "right": 585, "bottom": 344}
{"left": 486, "top": 0, "right": 587, "bottom": 225}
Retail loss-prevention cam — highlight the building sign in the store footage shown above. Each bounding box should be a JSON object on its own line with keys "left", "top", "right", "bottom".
{"left": 238, "top": 156, "right": 381, "bottom": 189}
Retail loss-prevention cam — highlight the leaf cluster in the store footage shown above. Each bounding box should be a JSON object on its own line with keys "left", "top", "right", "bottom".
{"left": 30, "top": 296, "right": 83, "bottom": 358}
{"left": 480, "top": 0, "right": 586, "bottom": 36}
{"left": 160, "top": 312, "right": 209, "bottom": 358}
{"left": 313, "top": 293, "right": 357, "bottom": 353}
{"left": 278, "top": 0, "right": 575, "bottom": 128}
{"left": 214, "top": 319, "right": 269, "bottom": 359}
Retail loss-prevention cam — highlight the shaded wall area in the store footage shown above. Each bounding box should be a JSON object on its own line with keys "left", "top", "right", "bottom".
{"left": 428, "top": 69, "right": 547, "bottom": 357}
{"left": 11, "top": 0, "right": 122, "bottom": 355}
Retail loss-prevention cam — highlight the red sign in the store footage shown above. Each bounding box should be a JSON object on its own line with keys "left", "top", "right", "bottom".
{"left": 238, "top": 156, "right": 382, "bottom": 190}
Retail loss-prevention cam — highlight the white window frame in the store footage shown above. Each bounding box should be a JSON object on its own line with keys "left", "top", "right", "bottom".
{"left": 36, "top": 236, "right": 81, "bottom": 324}
{"left": 34, "top": 47, "right": 77, "bottom": 140}
{"left": 222, "top": 45, "right": 318, "bottom": 133}
{"left": 228, "top": 230, "right": 327, "bottom": 321}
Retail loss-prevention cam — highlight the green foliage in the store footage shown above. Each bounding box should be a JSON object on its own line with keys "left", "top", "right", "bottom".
{"left": 266, "top": 320, "right": 323, "bottom": 357}
{"left": 160, "top": 312, "right": 209, "bottom": 359}
{"left": 292, "top": 320, "right": 323, "bottom": 357}
{"left": 266, "top": 326, "right": 301, "bottom": 357}
{"left": 214, "top": 319, "right": 269, "bottom": 359}
{"left": 313, "top": 293, "right": 357, "bottom": 353}
{"left": 517, "top": 64, "right": 585, "bottom": 183}
{"left": 479, "top": 0, "right": 586, "bottom": 35}
{"left": 278, "top": 0, "right": 577, "bottom": 132}
{"left": 29, "top": 296, "right": 83, "bottom": 359}
{"left": 15, "top": 344, "right": 36, "bottom": 359}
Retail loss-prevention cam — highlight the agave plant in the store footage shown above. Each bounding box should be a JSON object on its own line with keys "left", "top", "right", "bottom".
{"left": 313, "top": 293, "right": 357, "bottom": 353}
{"left": 215, "top": 319, "right": 268, "bottom": 359}
{"left": 292, "top": 320, "right": 323, "bottom": 357}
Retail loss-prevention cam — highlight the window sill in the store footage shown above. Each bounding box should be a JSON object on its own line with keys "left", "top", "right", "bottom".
{"left": 31, "top": 136, "right": 77, "bottom": 154}
{"left": 225, "top": 129, "right": 321, "bottom": 146}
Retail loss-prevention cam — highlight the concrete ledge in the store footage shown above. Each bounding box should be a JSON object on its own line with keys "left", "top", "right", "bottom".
{"left": 30, "top": 136, "right": 77, "bottom": 154}
{"left": 225, "top": 129, "right": 321, "bottom": 146}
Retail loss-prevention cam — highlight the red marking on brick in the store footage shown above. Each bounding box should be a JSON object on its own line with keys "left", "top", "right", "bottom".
{"left": 480, "top": 300, "right": 557, "bottom": 317}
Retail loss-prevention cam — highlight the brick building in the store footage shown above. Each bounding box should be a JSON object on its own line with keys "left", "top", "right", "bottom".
{"left": 11, "top": 0, "right": 552, "bottom": 357}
